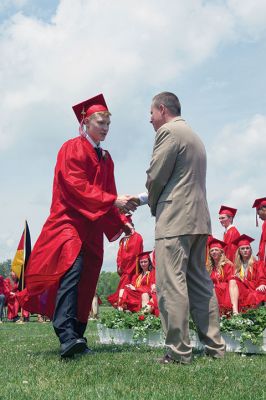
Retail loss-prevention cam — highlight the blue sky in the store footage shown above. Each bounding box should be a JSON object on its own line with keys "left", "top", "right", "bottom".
{"left": 0, "top": 0, "right": 265, "bottom": 270}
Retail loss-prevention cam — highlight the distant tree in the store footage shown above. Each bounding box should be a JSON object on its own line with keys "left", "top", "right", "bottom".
{"left": 0, "top": 259, "right": 11, "bottom": 278}
{"left": 97, "top": 271, "right": 119, "bottom": 305}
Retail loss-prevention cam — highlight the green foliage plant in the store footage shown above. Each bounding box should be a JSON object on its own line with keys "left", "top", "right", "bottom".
{"left": 220, "top": 306, "right": 266, "bottom": 348}
{"left": 99, "top": 309, "right": 162, "bottom": 339}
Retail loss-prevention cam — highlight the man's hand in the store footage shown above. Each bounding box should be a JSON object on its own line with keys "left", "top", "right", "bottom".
{"left": 129, "top": 196, "right": 141, "bottom": 206}
{"left": 114, "top": 195, "right": 139, "bottom": 213}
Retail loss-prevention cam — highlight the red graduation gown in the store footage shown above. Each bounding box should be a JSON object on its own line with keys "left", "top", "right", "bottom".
{"left": 229, "top": 261, "right": 266, "bottom": 311}
{"left": 121, "top": 271, "right": 153, "bottom": 312}
{"left": 258, "top": 221, "right": 266, "bottom": 262}
{"left": 223, "top": 226, "right": 240, "bottom": 262}
{"left": 0, "top": 276, "right": 5, "bottom": 296}
{"left": 18, "top": 136, "right": 124, "bottom": 323}
{"left": 147, "top": 268, "right": 159, "bottom": 316}
{"left": 210, "top": 263, "right": 235, "bottom": 313}
{"left": 108, "top": 231, "right": 143, "bottom": 307}
{"left": 4, "top": 278, "right": 19, "bottom": 320}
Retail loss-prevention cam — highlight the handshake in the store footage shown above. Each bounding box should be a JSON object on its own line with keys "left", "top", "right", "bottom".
{"left": 114, "top": 195, "right": 141, "bottom": 214}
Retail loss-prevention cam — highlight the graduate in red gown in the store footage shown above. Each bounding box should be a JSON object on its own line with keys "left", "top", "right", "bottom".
{"left": 17, "top": 94, "right": 135, "bottom": 358}
{"left": 147, "top": 251, "right": 159, "bottom": 316}
{"left": 4, "top": 271, "right": 20, "bottom": 321}
{"left": 228, "top": 235, "right": 266, "bottom": 314}
{"left": 121, "top": 251, "right": 155, "bottom": 313}
{"left": 218, "top": 205, "right": 240, "bottom": 262}
{"left": 252, "top": 197, "right": 266, "bottom": 263}
{"left": 206, "top": 238, "right": 235, "bottom": 314}
{"left": 108, "top": 216, "right": 143, "bottom": 309}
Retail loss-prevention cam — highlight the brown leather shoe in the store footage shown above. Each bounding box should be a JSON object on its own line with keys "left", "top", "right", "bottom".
{"left": 157, "top": 354, "right": 178, "bottom": 364}
{"left": 157, "top": 354, "right": 191, "bottom": 365}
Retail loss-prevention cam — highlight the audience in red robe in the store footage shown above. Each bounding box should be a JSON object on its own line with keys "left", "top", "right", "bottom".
{"left": 206, "top": 238, "right": 235, "bottom": 314}
{"left": 218, "top": 205, "right": 240, "bottom": 262}
{"left": 120, "top": 251, "right": 156, "bottom": 314}
{"left": 252, "top": 197, "right": 266, "bottom": 263}
{"left": 4, "top": 271, "right": 20, "bottom": 321}
{"left": 228, "top": 235, "right": 266, "bottom": 314}
{"left": 108, "top": 216, "right": 143, "bottom": 310}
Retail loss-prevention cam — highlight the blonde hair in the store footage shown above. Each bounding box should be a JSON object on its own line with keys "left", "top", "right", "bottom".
{"left": 234, "top": 248, "right": 256, "bottom": 279}
{"left": 206, "top": 250, "right": 232, "bottom": 276}
{"left": 85, "top": 110, "right": 111, "bottom": 123}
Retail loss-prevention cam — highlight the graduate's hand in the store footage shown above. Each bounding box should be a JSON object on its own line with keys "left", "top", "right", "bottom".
{"left": 115, "top": 195, "right": 139, "bottom": 213}
{"left": 126, "top": 284, "right": 135, "bottom": 290}
{"left": 256, "top": 284, "right": 266, "bottom": 292}
{"left": 151, "top": 284, "right": 156, "bottom": 294}
{"left": 123, "top": 222, "right": 134, "bottom": 236}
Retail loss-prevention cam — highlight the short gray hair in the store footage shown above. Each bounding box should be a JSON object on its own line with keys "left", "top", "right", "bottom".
{"left": 152, "top": 92, "right": 181, "bottom": 116}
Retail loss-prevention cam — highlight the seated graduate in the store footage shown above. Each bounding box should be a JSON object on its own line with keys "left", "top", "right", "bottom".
{"left": 228, "top": 234, "right": 266, "bottom": 315}
{"left": 120, "top": 251, "right": 156, "bottom": 313}
{"left": 206, "top": 237, "right": 235, "bottom": 314}
{"left": 108, "top": 215, "right": 143, "bottom": 310}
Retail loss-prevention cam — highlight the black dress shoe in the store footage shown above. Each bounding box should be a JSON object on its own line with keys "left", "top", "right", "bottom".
{"left": 76, "top": 347, "right": 94, "bottom": 357}
{"left": 60, "top": 338, "right": 87, "bottom": 358}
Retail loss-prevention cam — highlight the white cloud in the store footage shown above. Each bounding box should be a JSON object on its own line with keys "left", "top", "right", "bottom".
{"left": 0, "top": 0, "right": 237, "bottom": 151}
{"left": 209, "top": 114, "right": 266, "bottom": 175}
{"left": 227, "top": 0, "right": 266, "bottom": 39}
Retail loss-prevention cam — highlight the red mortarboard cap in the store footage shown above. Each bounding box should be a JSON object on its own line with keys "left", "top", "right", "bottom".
{"left": 232, "top": 234, "right": 254, "bottom": 248}
{"left": 252, "top": 197, "right": 266, "bottom": 210}
{"left": 207, "top": 235, "right": 213, "bottom": 245}
{"left": 138, "top": 251, "right": 152, "bottom": 261}
{"left": 72, "top": 93, "right": 108, "bottom": 123}
{"left": 208, "top": 238, "right": 227, "bottom": 250}
{"left": 219, "top": 205, "right": 237, "bottom": 217}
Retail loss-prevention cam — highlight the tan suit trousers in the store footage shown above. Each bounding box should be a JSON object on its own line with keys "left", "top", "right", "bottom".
{"left": 155, "top": 234, "right": 225, "bottom": 364}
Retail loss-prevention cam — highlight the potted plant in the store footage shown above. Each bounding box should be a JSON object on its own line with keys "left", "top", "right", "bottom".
{"left": 98, "top": 309, "right": 163, "bottom": 346}
{"left": 220, "top": 306, "right": 266, "bottom": 353}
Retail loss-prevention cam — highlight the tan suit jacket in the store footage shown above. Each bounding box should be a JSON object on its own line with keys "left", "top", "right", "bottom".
{"left": 146, "top": 117, "right": 211, "bottom": 239}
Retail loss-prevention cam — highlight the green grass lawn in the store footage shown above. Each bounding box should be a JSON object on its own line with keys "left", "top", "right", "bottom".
{"left": 0, "top": 316, "right": 265, "bottom": 400}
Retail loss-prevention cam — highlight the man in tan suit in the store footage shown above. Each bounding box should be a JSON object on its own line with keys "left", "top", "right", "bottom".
{"left": 146, "top": 92, "right": 225, "bottom": 364}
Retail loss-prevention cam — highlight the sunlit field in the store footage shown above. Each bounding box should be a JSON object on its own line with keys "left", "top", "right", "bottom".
{"left": 0, "top": 310, "right": 265, "bottom": 400}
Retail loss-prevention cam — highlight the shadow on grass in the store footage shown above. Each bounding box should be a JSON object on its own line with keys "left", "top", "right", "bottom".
{"left": 33, "top": 343, "right": 156, "bottom": 357}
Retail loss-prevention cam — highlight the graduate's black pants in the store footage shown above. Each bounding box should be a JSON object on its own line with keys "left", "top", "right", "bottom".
{"left": 53, "top": 252, "right": 87, "bottom": 344}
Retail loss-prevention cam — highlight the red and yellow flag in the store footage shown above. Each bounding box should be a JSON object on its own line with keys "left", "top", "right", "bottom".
{"left": 11, "top": 221, "right": 31, "bottom": 290}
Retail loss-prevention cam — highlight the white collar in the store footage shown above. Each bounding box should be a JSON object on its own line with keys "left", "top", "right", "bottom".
{"left": 84, "top": 133, "right": 100, "bottom": 148}
{"left": 225, "top": 224, "right": 234, "bottom": 232}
